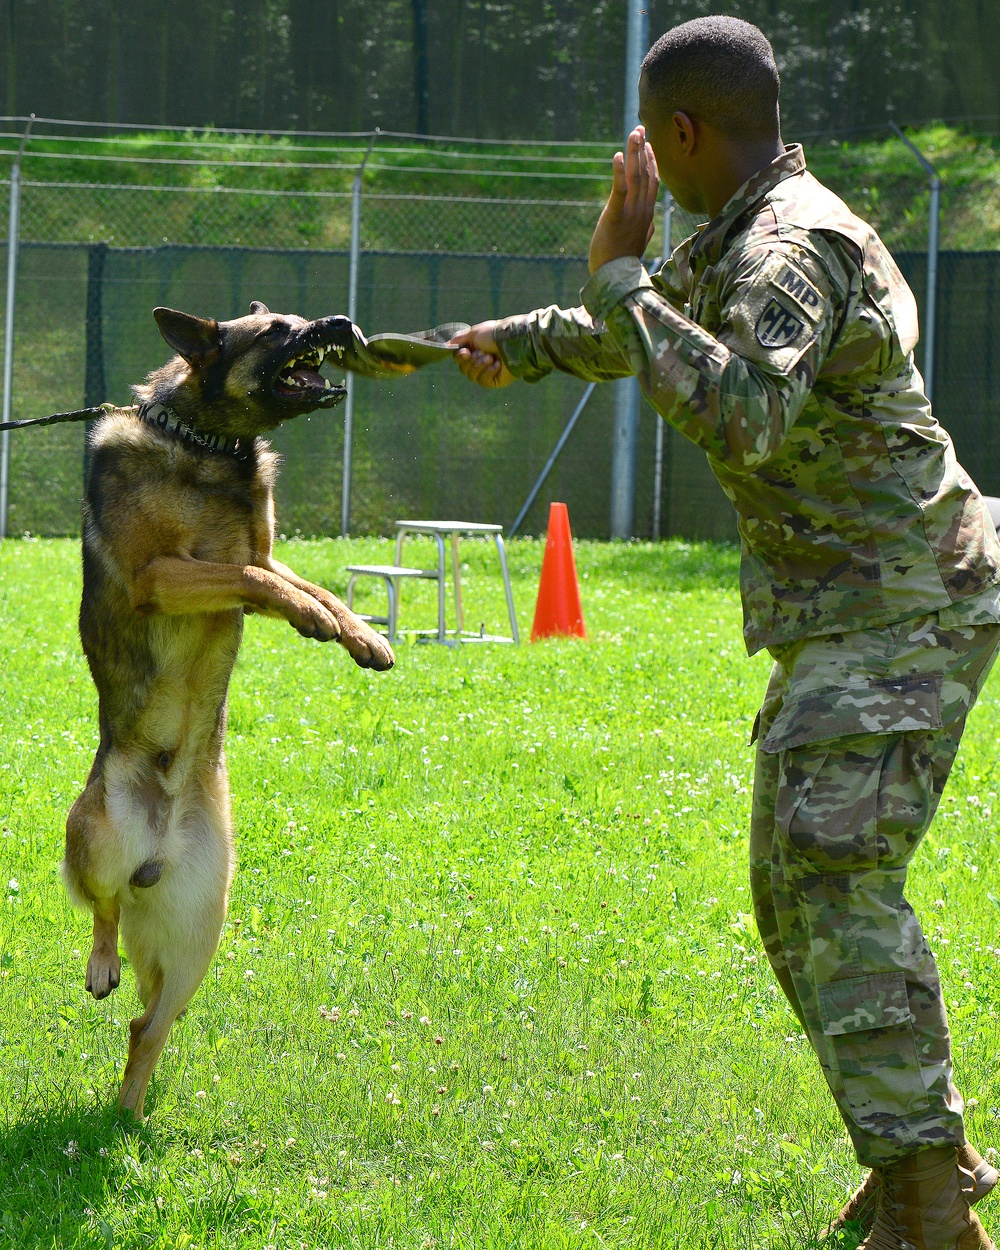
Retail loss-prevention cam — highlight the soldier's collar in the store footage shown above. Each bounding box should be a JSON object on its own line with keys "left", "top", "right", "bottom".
{"left": 690, "top": 143, "right": 807, "bottom": 268}
{"left": 135, "top": 402, "right": 254, "bottom": 461}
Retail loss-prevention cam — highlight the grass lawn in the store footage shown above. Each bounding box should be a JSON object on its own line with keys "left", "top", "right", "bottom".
{"left": 2, "top": 537, "right": 999, "bottom": 1249}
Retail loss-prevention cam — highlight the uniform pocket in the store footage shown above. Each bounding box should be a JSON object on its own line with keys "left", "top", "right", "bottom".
{"left": 762, "top": 674, "right": 942, "bottom": 754}
{"left": 819, "top": 971, "right": 929, "bottom": 1120}
{"left": 774, "top": 737, "right": 885, "bottom": 874}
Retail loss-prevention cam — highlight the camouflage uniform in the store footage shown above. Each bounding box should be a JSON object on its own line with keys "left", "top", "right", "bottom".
{"left": 753, "top": 614, "right": 1000, "bottom": 1165}
{"left": 491, "top": 144, "right": 1000, "bottom": 1164}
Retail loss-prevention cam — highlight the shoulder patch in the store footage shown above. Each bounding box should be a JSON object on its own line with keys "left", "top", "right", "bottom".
{"left": 773, "top": 262, "right": 823, "bottom": 319}
{"left": 756, "top": 300, "right": 805, "bottom": 349}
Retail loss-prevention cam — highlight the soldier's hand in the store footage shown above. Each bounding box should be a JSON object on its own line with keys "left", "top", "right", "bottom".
{"left": 589, "top": 126, "right": 659, "bottom": 274}
{"left": 451, "top": 322, "right": 515, "bottom": 389}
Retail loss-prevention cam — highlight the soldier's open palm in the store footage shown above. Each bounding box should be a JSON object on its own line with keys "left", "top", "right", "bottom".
{"left": 589, "top": 126, "right": 659, "bottom": 274}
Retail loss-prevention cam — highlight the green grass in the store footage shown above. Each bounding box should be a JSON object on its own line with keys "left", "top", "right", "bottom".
{"left": 2, "top": 537, "right": 1000, "bottom": 1249}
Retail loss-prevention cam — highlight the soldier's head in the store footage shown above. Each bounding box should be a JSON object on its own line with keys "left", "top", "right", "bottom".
{"left": 639, "top": 17, "right": 782, "bottom": 216}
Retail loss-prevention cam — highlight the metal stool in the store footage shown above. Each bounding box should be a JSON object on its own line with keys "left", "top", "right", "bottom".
{"left": 345, "top": 563, "right": 441, "bottom": 643}
{"left": 346, "top": 521, "right": 519, "bottom": 645}
{"left": 393, "top": 521, "right": 519, "bottom": 644}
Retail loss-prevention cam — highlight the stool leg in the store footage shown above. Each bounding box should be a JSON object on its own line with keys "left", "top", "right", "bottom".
{"left": 347, "top": 573, "right": 359, "bottom": 611}
{"left": 495, "top": 534, "right": 520, "bottom": 644}
{"left": 385, "top": 576, "right": 399, "bottom": 643}
{"left": 435, "top": 533, "right": 447, "bottom": 642}
{"left": 452, "top": 532, "right": 464, "bottom": 634}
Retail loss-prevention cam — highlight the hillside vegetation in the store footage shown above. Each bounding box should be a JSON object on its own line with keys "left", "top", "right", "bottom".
{"left": 0, "top": 125, "right": 998, "bottom": 253}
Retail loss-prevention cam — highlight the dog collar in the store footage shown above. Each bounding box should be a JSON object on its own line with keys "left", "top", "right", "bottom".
{"left": 136, "top": 402, "right": 253, "bottom": 461}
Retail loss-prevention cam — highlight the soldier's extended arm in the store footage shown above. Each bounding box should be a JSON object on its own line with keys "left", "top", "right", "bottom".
{"left": 491, "top": 304, "right": 631, "bottom": 383}
{"left": 491, "top": 260, "right": 688, "bottom": 385}
{"left": 579, "top": 245, "right": 842, "bottom": 471}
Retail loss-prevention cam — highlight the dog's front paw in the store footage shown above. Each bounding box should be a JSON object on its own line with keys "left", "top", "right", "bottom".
{"left": 289, "top": 599, "right": 341, "bottom": 642}
{"left": 86, "top": 948, "right": 121, "bottom": 1000}
{"left": 340, "top": 616, "right": 395, "bottom": 671}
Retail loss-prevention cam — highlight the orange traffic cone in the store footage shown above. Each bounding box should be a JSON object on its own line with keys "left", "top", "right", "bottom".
{"left": 531, "top": 502, "right": 586, "bottom": 641}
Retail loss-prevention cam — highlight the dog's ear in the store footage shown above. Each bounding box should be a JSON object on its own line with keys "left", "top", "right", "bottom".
{"left": 249, "top": 301, "right": 271, "bottom": 315}
{"left": 153, "top": 307, "right": 222, "bottom": 366}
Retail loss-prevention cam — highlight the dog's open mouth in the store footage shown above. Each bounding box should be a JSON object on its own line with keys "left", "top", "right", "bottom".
{"left": 273, "top": 343, "right": 347, "bottom": 406}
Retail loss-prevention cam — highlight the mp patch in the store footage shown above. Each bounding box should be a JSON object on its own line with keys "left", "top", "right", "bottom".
{"left": 756, "top": 299, "right": 806, "bottom": 349}
{"left": 773, "top": 263, "right": 823, "bottom": 318}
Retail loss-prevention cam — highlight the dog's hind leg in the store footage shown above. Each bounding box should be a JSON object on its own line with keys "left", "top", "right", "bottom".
{"left": 117, "top": 783, "right": 233, "bottom": 1120}
{"left": 117, "top": 949, "right": 213, "bottom": 1119}
{"left": 63, "top": 777, "right": 125, "bottom": 999}
{"left": 86, "top": 898, "right": 122, "bottom": 999}
{"left": 117, "top": 907, "right": 227, "bottom": 1119}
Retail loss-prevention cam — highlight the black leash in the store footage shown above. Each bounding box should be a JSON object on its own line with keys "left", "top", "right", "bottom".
{"left": 0, "top": 403, "right": 114, "bottom": 432}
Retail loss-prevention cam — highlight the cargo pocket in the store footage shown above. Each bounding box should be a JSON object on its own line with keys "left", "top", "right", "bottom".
{"left": 762, "top": 675, "right": 943, "bottom": 755}
{"left": 768, "top": 676, "right": 944, "bottom": 876}
{"left": 773, "top": 737, "right": 884, "bottom": 874}
{"left": 819, "top": 971, "right": 929, "bottom": 1120}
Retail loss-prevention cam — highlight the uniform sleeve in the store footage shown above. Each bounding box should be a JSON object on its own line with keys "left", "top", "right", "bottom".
{"left": 492, "top": 252, "right": 689, "bottom": 385}
{"left": 582, "top": 248, "right": 840, "bottom": 473}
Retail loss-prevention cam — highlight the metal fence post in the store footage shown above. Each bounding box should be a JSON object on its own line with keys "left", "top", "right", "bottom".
{"left": 609, "top": 0, "right": 649, "bottom": 540}
{"left": 651, "top": 190, "right": 674, "bottom": 541}
{"left": 82, "top": 240, "right": 108, "bottom": 490}
{"left": 890, "top": 122, "right": 940, "bottom": 404}
{"left": 925, "top": 172, "right": 940, "bottom": 403}
{"left": 0, "top": 115, "right": 33, "bottom": 539}
{"left": 341, "top": 131, "right": 377, "bottom": 538}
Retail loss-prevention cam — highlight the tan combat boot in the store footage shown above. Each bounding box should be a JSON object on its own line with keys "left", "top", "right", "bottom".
{"left": 828, "top": 1144, "right": 998, "bottom": 1237}
{"left": 858, "top": 1145, "right": 996, "bottom": 1250}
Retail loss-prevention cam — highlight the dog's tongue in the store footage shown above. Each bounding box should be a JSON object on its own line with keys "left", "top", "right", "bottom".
{"left": 291, "top": 366, "right": 324, "bottom": 387}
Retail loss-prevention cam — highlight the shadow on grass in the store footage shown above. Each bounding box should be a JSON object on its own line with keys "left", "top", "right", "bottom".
{"left": 0, "top": 1099, "right": 159, "bottom": 1247}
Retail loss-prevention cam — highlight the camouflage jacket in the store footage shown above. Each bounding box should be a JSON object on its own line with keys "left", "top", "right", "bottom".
{"left": 493, "top": 144, "right": 1000, "bottom": 656}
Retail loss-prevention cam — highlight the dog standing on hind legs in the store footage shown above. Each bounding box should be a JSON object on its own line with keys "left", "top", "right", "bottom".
{"left": 61, "top": 301, "right": 394, "bottom": 1119}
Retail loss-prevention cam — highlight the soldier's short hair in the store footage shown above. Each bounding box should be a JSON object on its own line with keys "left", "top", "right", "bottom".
{"left": 641, "top": 16, "right": 780, "bottom": 142}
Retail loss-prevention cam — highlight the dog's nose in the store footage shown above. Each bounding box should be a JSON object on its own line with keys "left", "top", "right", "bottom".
{"left": 313, "top": 314, "right": 353, "bottom": 336}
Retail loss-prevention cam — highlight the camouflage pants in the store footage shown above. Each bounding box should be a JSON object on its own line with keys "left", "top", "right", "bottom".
{"left": 750, "top": 614, "right": 1000, "bottom": 1166}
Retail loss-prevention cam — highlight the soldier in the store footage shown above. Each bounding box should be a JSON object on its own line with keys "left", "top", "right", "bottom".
{"left": 453, "top": 16, "right": 1000, "bottom": 1250}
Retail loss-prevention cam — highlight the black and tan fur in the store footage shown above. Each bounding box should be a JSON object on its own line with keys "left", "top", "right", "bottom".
{"left": 61, "top": 302, "right": 394, "bottom": 1119}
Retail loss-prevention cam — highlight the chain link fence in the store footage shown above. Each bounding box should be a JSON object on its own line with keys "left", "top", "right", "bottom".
{"left": 0, "top": 170, "right": 996, "bottom": 543}
{"left": 0, "top": 175, "right": 686, "bottom": 540}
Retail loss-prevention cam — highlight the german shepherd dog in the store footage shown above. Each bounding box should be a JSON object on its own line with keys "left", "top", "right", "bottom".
{"left": 61, "top": 302, "right": 395, "bottom": 1119}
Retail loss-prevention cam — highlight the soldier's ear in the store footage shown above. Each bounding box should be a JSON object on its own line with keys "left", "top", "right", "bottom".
{"left": 249, "top": 300, "right": 271, "bottom": 315}
{"left": 153, "top": 307, "right": 222, "bottom": 366}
